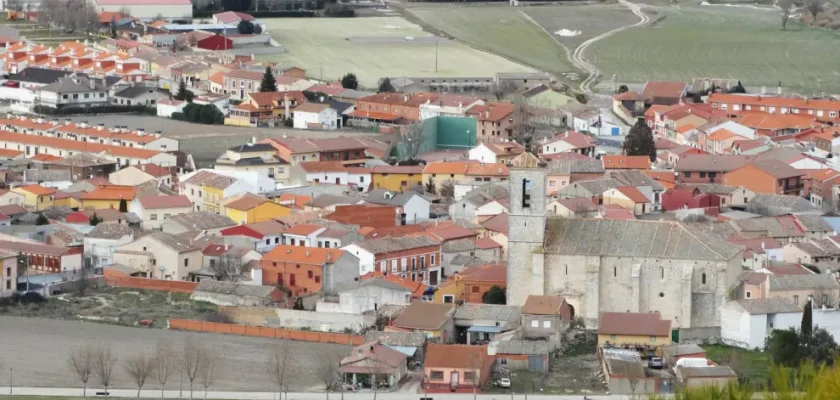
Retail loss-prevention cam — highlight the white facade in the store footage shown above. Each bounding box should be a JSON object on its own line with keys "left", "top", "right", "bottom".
{"left": 293, "top": 108, "right": 340, "bottom": 130}
{"left": 706, "top": 121, "right": 755, "bottom": 140}
{"left": 326, "top": 283, "right": 411, "bottom": 314}
{"left": 340, "top": 244, "right": 376, "bottom": 275}
{"left": 720, "top": 301, "right": 801, "bottom": 349}
{"left": 0, "top": 255, "right": 17, "bottom": 297}
{"left": 400, "top": 195, "right": 431, "bottom": 224}
{"left": 94, "top": 0, "right": 192, "bottom": 19}
{"left": 475, "top": 200, "right": 508, "bottom": 218}
{"left": 0, "top": 191, "right": 25, "bottom": 206}
{"left": 347, "top": 171, "right": 371, "bottom": 191}
{"left": 144, "top": 136, "right": 180, "bottom": 152}
{"left": 419, "top": 99, "right": 482, "bottom": 120}
{"left": 469, "top": 143, "right": 498, "bottom": 164}
{"left": 84, "top": 234, "right": 135, "bottom": 267}
{"left": 157, "top": 101, "right": 186, "bottom": 118}
{"left": 304, "top": 170, "right": 349, "bottom": 186}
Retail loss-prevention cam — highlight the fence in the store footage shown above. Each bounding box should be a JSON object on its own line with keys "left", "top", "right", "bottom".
{"left": 168, "top": 318, "right": 364, "bottom": 345}
{"left": 105, "top": 276, "right": 199, "bottom": 294}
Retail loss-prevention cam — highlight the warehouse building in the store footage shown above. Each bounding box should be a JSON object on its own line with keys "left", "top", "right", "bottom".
{"left": 92, "top": 0, "right": 192, "bottom": 20}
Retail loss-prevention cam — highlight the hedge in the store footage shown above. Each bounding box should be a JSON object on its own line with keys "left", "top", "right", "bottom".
{"left": 33, "top": 105, "right": 156, "bottom": 116}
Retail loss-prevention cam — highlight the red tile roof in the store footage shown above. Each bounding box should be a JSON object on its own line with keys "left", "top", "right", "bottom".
{"left": 599, "top": 312, "right": 671, "bottom": 337}
{"left": 80, "top": 185, "right": 136, "bottom": 200}
{"left": 466, "top": 102, "right": 515, "bottom": 122}
{"left": 16, "top": 184, "right": 55, "bottom": 196}
{"left": 372, "top": 165, "right": 424, "bottom": 174}
{"left": 615, "top": 186, "right": 649, "bottom": 203}
{"left": 263, "top": 245, "right": 344, "bottom": 265}
{"left": 361, "top": 270, "right": 429, "bottom": 298}
{"left": 138, "top": 195, "right": 191, "bottom": 209}
{"left": 603, "top": 155, "right": 650, "bottom": 170}
{"left": 460, "top": 263, "right": 506, "bottom": 283}
{"left": 284, "top": 224, "right": 323, "bottom": 236}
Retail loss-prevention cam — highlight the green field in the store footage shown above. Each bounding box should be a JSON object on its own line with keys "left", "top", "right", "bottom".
{"left": 588, "top": 5, "right": 840, "bottom": 94}
{"left": 408, "top": 5, "right": 576, "bottom": 76}
{"left": 704, "top": 344, "right": 771, "bottom": 384}
{"left": 260, "top": 17, "right": 533, "bottom": 87}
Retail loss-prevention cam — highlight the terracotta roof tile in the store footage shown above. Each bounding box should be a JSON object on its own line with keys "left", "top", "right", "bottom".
{"left": 262, "top": 244, "right": 344, "bottom": 265}
{"left": 16, "top": 184, "right": 55, "bottom": 196}
{"left": 603, "top": 155, "right": 650, "bottom": 170}
{"left": 138, "top": 195, "right": 191, "bottom": 209}
{"left": 599, "top": 312, "right": 671, "bottom": 337}
{"left": 522, "top": 295, "right": 567, "bottom": 315}
{"left": 80, "top": 185, "right": 136, "bottom": 200}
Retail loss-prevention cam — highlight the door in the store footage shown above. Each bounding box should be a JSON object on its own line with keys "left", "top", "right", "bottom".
{"left": 528, "top": 355, "right": 544, "bottom": 372}
{"left": 289, "top": 274, "right": 296, "bottom": 287}
{"left": 277, "top": 273, "right": 283, "bottom": 286}
{"left": 450, "top": 372, "right": 459, "bottom": 390}
{"left": 611, "top": 127, "right": 620, "bottom": 136}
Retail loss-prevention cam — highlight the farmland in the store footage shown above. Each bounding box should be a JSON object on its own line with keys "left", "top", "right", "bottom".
{"left": 260, "top": 17, "right": 533, "bottom": 87}
{"left": 587, "top": 4, "right": 840, "bottom": 94}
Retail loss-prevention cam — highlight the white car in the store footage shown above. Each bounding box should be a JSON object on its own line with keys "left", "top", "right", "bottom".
{"left": 498, "top": 378, "right": 511, "bottom": 388}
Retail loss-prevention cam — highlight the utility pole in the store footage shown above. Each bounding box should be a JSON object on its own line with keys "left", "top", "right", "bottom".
{"left": 435, "top": 38, "right": 439, "bottom": 73}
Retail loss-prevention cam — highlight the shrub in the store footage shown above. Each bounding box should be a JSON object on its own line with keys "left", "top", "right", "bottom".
{"left": 33, "top": 105, "right": 156, "bottom": 116}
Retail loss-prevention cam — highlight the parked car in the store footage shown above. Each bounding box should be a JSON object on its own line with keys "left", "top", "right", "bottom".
{"left": 648, "top": 357, "right": 664, "bottom": 369}
{"left": 496, "top": 378, "right": 511, "bottom": 388}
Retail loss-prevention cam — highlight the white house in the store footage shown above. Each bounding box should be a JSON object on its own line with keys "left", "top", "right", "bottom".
{"left": 37, "top": 76, "right": 110, "bottom": 109}
{"left": 720, "top": 298, "right": 801, "bottom": 349}
{"left": 293, "top": 103, "right": 340, "bottom": 130}
{"left": 363, "top": 189, "right": 430, "bottom": 224}
{"left": 282, "top": 224, "right": 326, "bottom": 247}
{"left": 541, "top": 131, "right": 597, "bottom": 156}
{"left": 317, "top": 277, "right": 411, "bottom": 314}
{"left": 129, "top": 195, "right": 192, "bottom": 230}
{"left": 157, "top": 99, "right": 186, "bottom": 118}
{"left": 83, "top": 223, "right": 136, "bottom": 267}
{"left": 419, "top": 95, "right": 483, "bottom": 120}
{"left": 0, "top": 190, "right": 24, "bottom": 206}
{"left": 347, "top": 167, "right": 372, "bottom": 191}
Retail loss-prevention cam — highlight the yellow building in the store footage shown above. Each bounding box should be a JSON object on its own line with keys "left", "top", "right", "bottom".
{"left": 203, "top": 185, "right": 225, "bottom": 214}
{"left": 422, "top": 162, "right": 470, "bottom": 192}
{"left": 214, "top": 143, "right": 291, "bottom": 184}
{"left": 597, "top": 312, "right": 672, "bottom": 347}
{"left": 12, "top": 184, "right": 56, "bottom": 211}
{"left": 433, "top": 274, "right": 464, "bottom": 304}
{"left": 371, "top": 165, "right": 424, "bottom": 192}
{"left": 53, "top": 191, "right": 82, "bottom": 209}
{"left": 224, "top": 193, "right": 290, "bottom": 224}
{"left": 80, "top": 185, "right": 137, "bottom": 210}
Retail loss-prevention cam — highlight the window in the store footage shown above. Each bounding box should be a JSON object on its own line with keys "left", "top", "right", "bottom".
{"left": 701, "top": 272, "right": 707, "bottom": 285}
{"left": 464, "top": 372, "right": 476, "bottom": 382}
{"left": 699, "top": 172, "right": 706, "bottom": 178}
{"left": 794, "top": 295, "right": 799, "bottom": 305}
{"left": 649, "top": 336, "right": 656, "bottom": 342}
{"left": 266, "top": 239, "right": 271, "bottom": 245}
{"left": 275, "top": 237, "right": 280, "bottom": 244}
{"left": 431, "top": 254, "right": 436, "bottom": 265}
{"left": 443, "top": 295, "right": 454, "bottom": 303}
{"left": 379, "top": 261, "right": 386, "bottom": 272}
{"left": 184, "top": 259, "right": 189, "bottom": 267}
{"left": 542, "top": 320, "right": 551, "bottom": 328}
{"left": 150, "top": 214, "right": 158, "bottom": 220}
{"left": 315, "top": 276, "right": 320, "bottom": 283}
{"left": 684, "top": 172, "right": 690, "bottom": 178}
{"left": 746, "top": 291, "right": 752, "bottom": 299}
{"left": 500, "top": 358, "right": 507, "bottom": 365}
{"left": 308, "top": 271, "right": 313, "bottom": 278}
{"left": 472, "top": 286, "right": 480, "bottom": 293}
{"left": 430, "top": 371, "right": 444, "bottom": 381}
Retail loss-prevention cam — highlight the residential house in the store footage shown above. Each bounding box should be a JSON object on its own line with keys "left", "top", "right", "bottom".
{"left": 223, "top": 193, "right": 290, "bottom": 224}
{"left": 84, "top": 223, "right": 135, "bottom": 267}
{"left": 261, "top": 137, "right": 369, "bottom": 165}
{"left": 342, "top": 235, "right": 442, "bottom": 285}
{"left": 465, "top": 163, "right": 509, "bottom": 187}
{"left": 782, "top": 239, "right": 840, "bottom": 264}
{"left": 546, "top": 158, "right": 605, "bottom": 194}
{"left": 227, "top": 91, "right": 307, "bottom": 126}
{"left": 746, "top": 194, "right": 819, "bottom": 216}
{"left": 796, "top": 215, "right": 834, "bottom": 239}
{"left": 603, "top": 156, "right": 650, "bottom": 171}
{"left": 112, "top": 231, "right": 201, "bottom": 280}
{"left": 521, "top": 295, "right": 573, "bottom": 339}
{"left": 458, "top": 263, "right": 506, "bottom": 304}
{"left": 419, "top": 94, "right": 483, "bottom": 120}
{"left": 389, "top": 302, "right": 456, "bottom": 342}
{"left": 220, "top": 220, "right": 286, "bottom": 253}
{"left": 0, "top": 240, "right": 82, "bottom": 274}
{"left": 0, "top": 190, "right": 25, "bottom": 207}
{"left": 602, "top": 186, "right": 652, "bottom": 215}
{"left": 739, "top": 273, "right": 840, "bottom": 309}
{"left": 613, "top": 80, "right": 688, "bottom": 122}
{"left": 548, "top": 197, "right": 599, "bottom": 218}
{"left": 12, "top": 184, "right": 55, "bottom": 210}
{"left": 522, "top": 84, "right": 574, "bottom": 108}
{"left": 0, "top": 250, "right": 16, "bottom": 296}
{"left": 495, "top": 341, "right": 551, "bottom": 372}
{"left": 677, "top": 366, "right": 738, "bottom": 389}
{"left": 675, "top": 155, "right": 750, "bottom": 184}
{"left": 363, "top": 189, "right": 430, "bottom": 224}
{"left": 362, "top": 331, "right": 427, "bottom": 363}
{"left": 597, "top": 312, "right": 672, "bottom": 347}
{"left": 467, "top": 142, "right": 525, "bottom": 164}
{"left": 733, "top": 238, "right": 784, "bottom": 270}
{"left": 371, "top": 165, "right": 424, "bottom": 192}
{"left": 282, "top": 224, "right": 325, "bottom": 247}
{"left": 351, "top": 92, "right": 437, "bottom": 123}
{"left": 191, "top": 281, "right": 284, "bottom": 307}
{"left": 293, "top": 103, "right": 340, "bottom": 130}
{"left": 160, "top": 211, "right": 236, "bottom": 236}
{"left": 323, "top": 277, "right": 412, "bottom": 314}
{"left": 215, "top": 143, "right": 291, "bottom": 185}
{"left": 466, "top": 102, "right": 515, "bottom": 144}
{"left": 541, "top": 131, "right": 597, "bottom": 157}
{"left": 729, "top": 215, "right": 807, "bottom": 243}
{"left": 448, "top": 184, "right": 508, "bottom": 222}
{"left": 724, "top": 159, "right": 806, "bottom": 195}
{"left": 260, "top": 245, "right": 359, "bottom": 296}
{"left": 49, "top": 153, "right": 118, "bottom": 182}
{"left": 80, "top": 185, "right": 137, "bottom": 210}
{"left": 454, "top": 303, "right": 521, "bottom": 344}
{"left": 660, "top": 187, "right": 721, "bottom": 212}
{"left": 339, "top": 341, "right": 408, "bottom": 389}
{"left": 305, "top": 194, "right": 360, "bottom": 212}
{"left": 36, "top": 76, "right": 111, "bottom": 109}
{"left": 720, "top": 298, "right": 802, "bottom": 349}
{"left": 130, "top": 195, "right": 192, "bottom": 230}
{"left": 109, "top": 164, "right": 174, "bottom": 188}
{"left": 423, "top": 344, "right": 491, "bottom": 391}
{"left": 689, "top": 184, "right": 755, "bottom": 208}
{"left": 181, "top": 170, "right": 252, "bottom": 214}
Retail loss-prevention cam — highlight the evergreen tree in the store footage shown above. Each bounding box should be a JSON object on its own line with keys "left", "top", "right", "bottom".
{"left": 237, "top": 20, "right": 255, "bottom": 34}
{"left": 623, "top": 119, "right": 657, "bottom": 162}
{"left": 35, "top": 213, "right": 49, "bottom": 226}
{"left": 425, "top": 176, "right": 436, "bottom": 195}
{"left": 482, "top": 286, "right": 506, "bottom": 305}
{"left": 341, "top": 73, "right": 358, "bottom": 90}
{"left": 89, "top": 213, "right": 102, "bottom": 226}
{"left": 174, "top": 80, "right": 194, "bottom": 102}
{"left": 729, "top": 80, "right": 747, "bottom": 94}
{"left": 802, "top": 298, "right": 813, "bottom": 337}
{"left": 110, "top": 16, "right": 118, "bottom": 39}
{"left": 618, "top": 85, "right": 629, "bottom": 94}
{"left": 259, "top": 66, "right": 277, "bottom": 92}
{"left": 378, "top": 77, "right": 395, "bottom": 93}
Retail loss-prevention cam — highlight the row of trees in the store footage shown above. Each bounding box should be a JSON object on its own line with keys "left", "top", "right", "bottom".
{"left": 65, "top": 339, "right": 334, "bottom": 399}
{"left": 32, "top": 0, "right": 99, "bottom": 36}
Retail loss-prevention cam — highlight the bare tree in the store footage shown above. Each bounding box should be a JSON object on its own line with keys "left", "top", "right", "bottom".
{"left": 68, "top": 345, "right": 95, "bottom": 397}
{"left": 182, "top": 339, "right": 208, "bottom": 400}
{"left": 512, "top": 94, "right": 538, "bottom": 151}
{"left": 199, "top": 351, "right": 217, "bottom": 400}
{"left": 318, "top": 354, "right": 340, "bottom": 400}
{"left": 267, "top": 343, "right": 298, "bottom": 400}
{"left": 124, "top": 352, "right": 156, "bottom": 397}
{"left": 807, "top": 0, "right": 823, "bottom": 20}
{"left": 466, "top": 350, "right": 485, "bottom": 400}
{"left": 154, "top": 342, "right": 177, "bottom": 399}
{"left": 780, "top": 0, "right": 797, "bottom": 30}
{"left": 489, "top": 80, "right": 515, "bottom": 101}
{"left": 398, "top": 122, "right": 423, "bottom": 162}
{"left": 440, "top": 181, "right": 455, "bottom": 203}
{"left": 210, "top": 255, "right": 244, "bottom": 282}
{"left": 93, "top": 346, "right": 118, "bottom": 394}
{"left": 813, "top": 287, "right": 838, "bottom": 309}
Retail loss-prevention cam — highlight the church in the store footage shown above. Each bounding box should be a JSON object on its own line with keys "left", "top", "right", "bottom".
{"left": 506, "top": 166, "right": 744, "bottom": 339}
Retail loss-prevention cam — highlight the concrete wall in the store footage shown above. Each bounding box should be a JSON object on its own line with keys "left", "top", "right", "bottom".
{"left": 607, "top": 376, "right": 658, "bottom": 395}
{"left": 322, "top": 252, "right": 360, "bottom": 296}
{"left": 223, "top": 306, "right": 375, "bottom": 333}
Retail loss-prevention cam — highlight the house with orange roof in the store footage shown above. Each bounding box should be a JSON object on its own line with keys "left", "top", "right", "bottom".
{"left": 223, "top": 193, "right": 290, "bottom": 224}
{"left": 466, "top": 102, "right": 516, "bottom": 144}
{"left": 602, "top": 155, "right": 650, "bottom": 170}
{"left": 602, "top": 186, "right": 652, "bottom": 215}
{"left": 433, "top": 263, "right": 506, "bottom": 304}
{"left": 371, "top": 165, "right": 424, "bottom": 192}
{"left": 342, "top": 235, "right": 442, "bottom": 285}
{"left": 12, "top": 184, "right": 56, "bottom": 210}
{"left": 226, "top": 90, "right": 307, "bottom": 127}
{"left": 541, "top": 131, "right": 597, "bottom": 157}
{"left": 260, "top": 244, "right": 359, "bottom": 296}
{"left": 422, "top": 161, "right": 472, "bottom": 192}
{"left": 808, "top": 169, "right": 840, "bottom": 212}
{"left": 274, "top": 193, "right": 311, "bottom": 210}
{"left": 465, "top": 163, "right": 509, "bottom": 185}
{"left": 80, "top": 185, "right": 137, "bottom": 210}
{"left": 708, "top": 93, "right": 840, "bottom": 124}
{"left": 735, "top": 113, "right": 818, "bottom": 138}
{"left": 351, "top": 92, "right": 438, "bottom": 123}
{"left": 468, "top": 141, "right": 525, "bottom": 164}
{"left": 724, "top": 159, "right": 806, "bottom": 196}
{"left": 360, "top": 270, "right": 429, "bottom": 299}
{"left": 613, "top": 81, "right": 688, "bottom": 123}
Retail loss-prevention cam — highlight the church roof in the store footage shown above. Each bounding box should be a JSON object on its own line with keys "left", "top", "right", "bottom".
{"left": 543, "top": 218, "right": 742, "bottom": 261}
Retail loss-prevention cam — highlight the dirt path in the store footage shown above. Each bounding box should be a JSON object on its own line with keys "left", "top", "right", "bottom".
{"left": 572, "top": 0, "right": 650, "bottom": 94}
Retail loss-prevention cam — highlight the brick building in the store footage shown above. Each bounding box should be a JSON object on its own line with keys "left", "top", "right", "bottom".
{"left": 342, "top": 235, "right": 442, "bottom": 286}
{"left": 260, "top": 245, "right": 359, "bottom": 296}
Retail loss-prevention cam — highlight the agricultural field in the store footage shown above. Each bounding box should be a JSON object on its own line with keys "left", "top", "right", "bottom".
{"left": 407, "top": 5, "right": 576, "bottom": 77}
{"left": 521, "top": 4, "right": 639, "bottom": 50}
{"left": 587, "top": 4, "right": 840, "bottom": 94}
{"left": 260, "top": 17, "right": 533, "bottom": 87}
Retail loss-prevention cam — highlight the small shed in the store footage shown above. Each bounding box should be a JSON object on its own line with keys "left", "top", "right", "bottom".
{"left": 662, "top": 344, "right": 707, "bottom": 367}
{"left": 677, "top": 366, "right": 737, "bottom": 389}
{"left": 495, "top": 340, "right": 551, "bottom": 372}
{"left": 191, "top": 281, "right": 284, "bottom": 307}
{"left": 363, "top": 331, "right": 427, "bottom": 363}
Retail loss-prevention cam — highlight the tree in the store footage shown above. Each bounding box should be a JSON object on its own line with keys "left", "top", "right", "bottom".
{"left": 110, "top": 16, "right": 118, "bottom": 38}
{"left": 802, "top": 327, "right": 838, "bottom": 365}
{"left": 482, "top": 285, "right": 506, "bottom": 304}
{"left": 68, "top": 345, "right": 95, "bottom": 397}
{"left": 575, "top": 93, "right": 588, "bottom": 104}
{"left": 210, "top": 255, "right": 244, "bottom": 282}
{"left": 807, "top": 0, "right": 823, "bottom": 20}
{"left": 398, "top": 122, "right": 423, "bottom": 161}
{"left": 267, "top": 343, "right": 298, "bottom": 400}
{"left": 199, "top": 351, "right": 217, "bottom": 400}
{"left": 729, "top": 81, "right": 747, "bottom": 94}
{"left": 124, "top": 352, "right": 156, "bottom": 397}
{"left": 378, "top": 77, "right": 395, "bottom": 93}
{"left": 318, "top": 354, "right": 339, "bottom": 399}
{"left": 489, "top": 80, "right": 515, "bottom": 101}
{"left": 237, "top": 19, "right": 255, "bottom": 34}
{"left": 618, "top": 85, "right": 629, "bottom": 94}
{"left": 440, "top": 181, "right": 455, "bottom": 202}
{"left": 154, "top": 342, "right": 177, "bottom": 399}
{"left": 35, "top": 213, "right": 49, "bottom": 225}
{"left": 182, "top": 339, "right": 207, "bottom": 400}
{"left": 340, "top": 73, "right": 358, "bottom": 90}
{"left": 802, "top": 298, "right": 813, "bottom": 337}
{"left": 623, "top": 119, "right": 656, "bottom": 162}
{"left": 765, "top": 328, "right": 801, "bottom": 366}
{"left": 512, "top": 94, "right": 537, "bottom": 150}
{"left": 425, "top": 175, "right": 436, "bottom": 195}
{"left": 260, "top": 66, "right": 278, "bottom": 92}
{"left": 93, "top": 346, "right": 118, "bottom": 394}
{"left": 17, "top": 252, "right": 30, "bottom": 292}
{"left": 174, "top": 80, "right": 194, "bottom": 103}
{"left": 89, "top": 213, "right": 102, "bottom": 226}
{"left": 780, "top": 0, "right": 796, "bottom": 30}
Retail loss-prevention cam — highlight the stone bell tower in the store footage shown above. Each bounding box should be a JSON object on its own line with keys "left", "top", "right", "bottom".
{"left": 506, "top": 164, "right": 547, "bottom": 305}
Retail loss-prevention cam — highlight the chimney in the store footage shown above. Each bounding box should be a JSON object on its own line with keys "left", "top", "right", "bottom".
{"left": 79, "top": 121, "right": 87, "bottom": 129}
{"left": 65, "top": 118, "right": 71, "bottom": 125}
{"left": 284, "top": 93, "right": 290, "bottom": 117}
{"left": 137, "top": 128, "right": 146, "bottom": 136}
{"left": 98, "top": 123, "right": 104, "bottom": 130}
{"left": 89, "top": 78, "right": 95, "bottom": 90}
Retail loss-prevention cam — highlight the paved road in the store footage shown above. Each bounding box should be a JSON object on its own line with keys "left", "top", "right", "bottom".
{"left": 0, "top": 387, "right": 634, "bottom": 400}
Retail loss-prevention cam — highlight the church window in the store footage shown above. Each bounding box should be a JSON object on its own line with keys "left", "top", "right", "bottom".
{"left": 613, "top": 267, "right": 616, "bottom": 277}
{"left": 522, "top": 178, "right": 532, "bottom": 208}
{"left": 661, "top": 267, "right": 664, "bottom": 280}
{"left": 565, "top": 265, "right": 568, "bottom": 275}
{"left": 701, "top": 273, "right": 707, "bottom": 285}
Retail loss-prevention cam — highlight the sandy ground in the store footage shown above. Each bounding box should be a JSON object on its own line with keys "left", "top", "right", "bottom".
{"left": 0, "top": 316, "right": 349, "bottom": 391}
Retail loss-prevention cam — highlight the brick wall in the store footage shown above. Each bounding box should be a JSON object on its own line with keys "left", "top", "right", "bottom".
{"left": 105, "top": 276, "right": 198, "bottom": 293}
{"left": 168, "top": 318, "right": 364, "bottom": 345}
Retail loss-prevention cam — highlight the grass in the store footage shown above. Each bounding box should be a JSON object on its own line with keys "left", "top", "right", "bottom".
{"left": 408, "top": 5, "right": 575, "bottom": 76}
{"left": 588, "top": 5, "right": 840, "bottom": 94}
{"left": 704, "top": 344, "right": 772, "bottom": 384}
{"left": 260, "top": 16, "right": 533, "bottom": 87}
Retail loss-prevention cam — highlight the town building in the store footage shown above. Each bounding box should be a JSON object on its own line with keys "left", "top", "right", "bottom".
{"left": 260, "top": 245, "right": 358, "bottom": 296}
{"left": 342, "top": 235, "right": 442, "bottom": 286}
